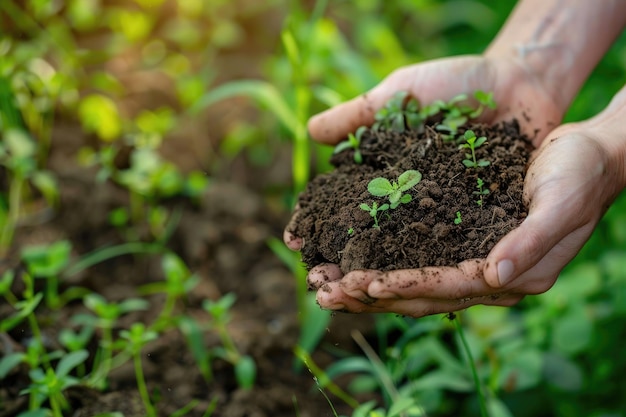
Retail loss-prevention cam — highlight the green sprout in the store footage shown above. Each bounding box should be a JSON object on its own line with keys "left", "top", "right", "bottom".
{"left": 429, "top": 90, "right": 497, "bottom": 139}
{"left": 360, "top": 170, "right": 422, "bottom": 228}
{"left": 471, "top": 90, "right": 497, "bottom": 118}
{"left": 454, "top": 211, "right": 463, "bottom": 225}
{"left": 347, "top": 227, "right": 355, "bottom": 235}
{"left": 367, "top": 170, "right": 422, "bottom": 209}
{"left": 461, "top": 130, "right": 490, "bottom": 169}
{"left": 372, "top": 91, "right": 423, "bottom": 132}
{"left": 334, "top": 126, "right": 366, "bottom": 164}
{"left": 359, "top": 201, "right": 389, "bottom": 228}
{"left": 473, "top": 177, "right": 490, "bottom": 206}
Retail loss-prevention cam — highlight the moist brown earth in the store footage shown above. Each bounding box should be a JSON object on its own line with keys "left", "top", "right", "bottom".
{"left": 290, "top": 120, "right": 533, "bottom": 273}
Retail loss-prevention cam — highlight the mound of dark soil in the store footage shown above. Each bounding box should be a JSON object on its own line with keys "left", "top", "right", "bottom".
{"left": 290, "top": 121, "right": 533, "bottom": 273}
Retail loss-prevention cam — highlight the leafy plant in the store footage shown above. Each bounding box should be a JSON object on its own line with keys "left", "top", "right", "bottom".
{"left": 334, "top": 125, "right": 367, "bottom": 163}
{"left": 454, "top": 211, "right": 463, "bottom": 225}
{"left": 473, "top": 177, "right": 490, "bottom": 207}
{"left": 359, "top": 201, "right": 390, "bottom": 229}
{"left": 203, "top": 294, "right": 257, "bottom": 390}
{"left": 372, "top": 91, "right": 423, "bottom": 132}
{"left": 367, "top": 170, "right": 422, "bottom": 209}
{"left": 119, "top": 323, "right": 159, "bottom": 417}
{"left": 461, "top": 130, "right": 490, "bottom": 169}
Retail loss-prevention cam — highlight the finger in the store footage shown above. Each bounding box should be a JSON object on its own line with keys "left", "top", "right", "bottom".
{"left": 307, "top": 85, "right": 391, "bottom": 145}
{"left": 360, "top": 260, "right": 490, "bottom": 301}
{"left": 283, "top": 229, "right": 302, "bottom": 251}
{"left": 307, "top": 263, "right": 343, "bottom": 290}
{"left": 483, "top": 137, "right": 599, "bottom": 288}
{"left": 317, "top": 280, "right": 523, "bottom": 317}
{"left": 283, "top": 204, "right": 303, "bottom": 251}
{"left": 308, "top": 58, "right": 489, "bottom": 144}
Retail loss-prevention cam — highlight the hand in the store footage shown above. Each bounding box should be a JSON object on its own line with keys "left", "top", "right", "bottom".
{"left": 295, "top": 88, "right": 626, "bottom": 317}
{"left": 284, "top": 54, "right": 565, "bottom": 252}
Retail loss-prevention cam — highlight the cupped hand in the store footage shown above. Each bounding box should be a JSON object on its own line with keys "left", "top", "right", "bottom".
{"left": 296, "top": 89, "right": 626, "bottom": 317}
{"left": 284, "top": 54, "right": 565, "bottom": 252}
{"left": 306, "top": 55, "right": 563, "bottom": 147}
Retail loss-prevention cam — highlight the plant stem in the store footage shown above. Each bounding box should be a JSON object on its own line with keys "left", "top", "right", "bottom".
{"left": 133, "top": 351, "right": 156, "bottom": 417}
{"left": 453, "top": 316, "right": 489, "bottom": 417}
{"left": 63, "top": 242, "right": 165, "bottom": 278}
{"left": 0, "top": 174, "right": 23, "bottom": 258}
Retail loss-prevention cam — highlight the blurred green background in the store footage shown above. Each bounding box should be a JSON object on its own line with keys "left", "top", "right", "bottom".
{"left": 1, "top": 1, "right": 626, "bottom": 416}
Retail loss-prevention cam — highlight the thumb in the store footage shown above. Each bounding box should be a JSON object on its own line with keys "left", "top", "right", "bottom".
{"left": 307, "top": 80, "right": 399, "bottom": 145}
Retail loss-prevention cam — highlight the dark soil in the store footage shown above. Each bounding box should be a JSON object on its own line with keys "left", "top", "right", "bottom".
{"left": 290, "top": 120, "right": 533, "bottom": 273}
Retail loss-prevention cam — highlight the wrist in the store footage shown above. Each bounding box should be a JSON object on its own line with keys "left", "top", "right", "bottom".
{"left": 486, "top": 0, "right": 626, "bottom": 115}
{"left": 588, "top": 89, "right": 626, "bottom": 194}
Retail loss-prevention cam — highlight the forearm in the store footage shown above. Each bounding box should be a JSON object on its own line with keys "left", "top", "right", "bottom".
{"left": 486, "top": 0, "right": 626, "bottom": 114}
{"left": 586, "top": 85, "right": 626, "bottom": 194}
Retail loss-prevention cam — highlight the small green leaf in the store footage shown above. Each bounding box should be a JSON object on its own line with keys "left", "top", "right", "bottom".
{"left": 464, "top": 130, "right": 476, "bottom": 140}
{"left": 399, "top": 194, "right": 412, "bottom": 204}
{"left": 378, "top": 203, "right": 389, "bottom": 211}
{"left": 333, "top": 140, "right": 353, "bottom": 154}
{"left": 475, "top": 136, "right": 487, "bottom": 147}
{"left": 462, "top": 160, "right": 475, "bottom": 168}
{"left": 359, "top": 203, "right": 371, "bottom": 211}
{"left": 367, "top": 177, "right": 393, "bottom": 196}
{"left": 397, "top": 170, "right": 422, "bottom": 190}
{"left": 0, "top": 352, "right": 25, "bottom": 378}
{"left": 478, "top": 159, "right": 490, "bottom": 167}
{"left": 235, "top": 355, "right": 256, "bottom": 389}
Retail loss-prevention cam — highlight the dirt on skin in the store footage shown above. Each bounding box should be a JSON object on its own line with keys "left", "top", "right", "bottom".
{"left": 290, "top": 120, "right": 532, "bottom": 273}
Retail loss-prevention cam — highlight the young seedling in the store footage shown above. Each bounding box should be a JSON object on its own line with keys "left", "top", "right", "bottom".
{"left": 432, "top": 90, "right": 498, "bottom": 140}
{"left": 470, "top": 90, "right": 497, "bottom": 119}
{"left": 473, "top": 177, "right": 490, "bottom": 206}
{"left": 372, "top": 91, "right": 423, "bottom": 133}
{"left": 334, "top": 125, "right": 366, "bottom": 164}
{"left": 367, "top": 170, "right": 422, "bottom": 209}
{"left": 454, "top": 211, "right": 463, "bottom": 225}
{"left": 461, "top": 130, "right": 490, "bottom": 169}
{"left": 359, "top": 201, "right": 389, "bottom": 228}
{"left": 347, "top": 227, "right": 355, "bottom": 236}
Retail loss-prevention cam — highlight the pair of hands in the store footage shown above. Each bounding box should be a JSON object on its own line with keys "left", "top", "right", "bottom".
{"left": 284, "top": 55, "right": 626, "bottom": 317}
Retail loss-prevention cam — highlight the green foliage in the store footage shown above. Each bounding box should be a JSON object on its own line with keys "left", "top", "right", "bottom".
{"left": 360, "top": 201, "right": 390, "bottom": 229}
{"left": 454, "top": 211, "right": 462, "bottom": 225}
{"left": 423, "top": 90, "right": 498, "bottom": 139}
{"left": 334, "top": 125, "right": 367, "bottom": 164}
{"left": 203, "top": 294, "right": 257, "bottom": 390}
{"left": 360, "top": 170, "right": 421, "bottom": 228}
{"left": 461, "top": 130, "right": 490, "bottom": 169}
{"left": 372, "top": 91, "right": 422, "bottom": 133}
{"left": 473, "top": 177, "right": 490, "bottom": 206}
{"left": 367, "top": 170, "right": 422, "bottom": 209}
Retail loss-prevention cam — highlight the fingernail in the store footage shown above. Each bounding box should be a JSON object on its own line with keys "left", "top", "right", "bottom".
{"left": 497, "top": 259, "right": 515, "bottom": 286}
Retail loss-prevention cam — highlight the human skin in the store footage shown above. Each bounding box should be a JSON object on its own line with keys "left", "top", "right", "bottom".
{"left": 283, "top": 0, "right": 626, "bottom": 316}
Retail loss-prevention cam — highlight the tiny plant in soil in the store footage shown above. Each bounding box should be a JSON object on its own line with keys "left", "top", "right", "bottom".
{"left": 424, "top": 90, "right": 497, "bottom": 139}
{"left": 367, "top": 170, "right": 422, "bottom": 209}
{"left": 474, "top": 177, "right": 490, "bottom": 206}
{"left": 372, "top": 91, "right": 422, "bottom": 132}
{"left": 334, "top": 126, "right": 366, "bottom": 164}
{"left": 360, "top": 170, "right": 422, "bottom": 228}
{"left": 461, "top": 130, "right": 490, "bottom": 168}
{"left": 347, "top": 227, "right": 354, "bottom": 235}
{"left": 454, "top": 211, "right": 463, "bottom": 225}
{"left": 359, "top": 201, "right": 389, "bottom": 228}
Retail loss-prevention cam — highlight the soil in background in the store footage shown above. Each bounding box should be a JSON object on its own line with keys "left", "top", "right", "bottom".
{"left": 290, "top": 120, "right": 533, "bottom": 273}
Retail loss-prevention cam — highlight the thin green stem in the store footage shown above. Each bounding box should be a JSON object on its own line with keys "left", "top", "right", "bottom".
{"left": 0, "top": 175, "right": 23, "bottom": 257}
{"left": 133, "top": 351, "right": 156, "bottom": 417}
{"left": 63, "top": 242, "right": 165, "bottom": 278}
{"left": 453, "top": 316, "right": 489, "bottom": 417}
